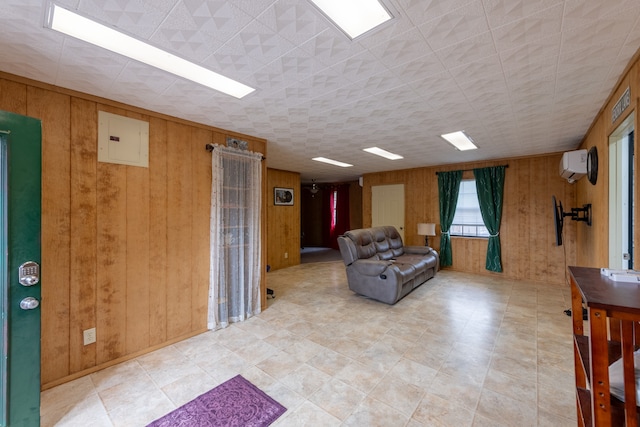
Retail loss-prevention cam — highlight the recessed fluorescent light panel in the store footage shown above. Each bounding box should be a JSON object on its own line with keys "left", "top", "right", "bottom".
{"left": 363, "top": 147, "right": 403, "bottom": 160}
{"left": 440, "top": 131, "right": 478, "bottom": 151}
{"left": 308, "top": 0, "right": 393, "bottom": 39}
{"left": 312, "top": 157, "right": 353, "bottom": 167}
{"left": 46, "top": 3, "right": 255, "bottom": 99}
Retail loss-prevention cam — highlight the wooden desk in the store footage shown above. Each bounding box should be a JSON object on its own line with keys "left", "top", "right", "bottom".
{"left": 569, "top": 266, "right": 640, "bottom": 426}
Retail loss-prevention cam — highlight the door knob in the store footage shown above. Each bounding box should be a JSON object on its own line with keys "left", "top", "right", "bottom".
{"left": 19, "top": 297, "right": 39, "bottom": 310}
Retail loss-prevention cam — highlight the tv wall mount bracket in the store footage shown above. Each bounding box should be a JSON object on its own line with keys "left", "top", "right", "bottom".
{"left": 561, "top": 204, "right": 592, "bottom": 226}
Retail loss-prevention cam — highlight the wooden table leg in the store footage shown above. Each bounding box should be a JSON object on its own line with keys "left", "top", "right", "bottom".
{"left": 621, "top": 319, "right": 638, "bottom": 427}
{"left": 589, "top": 307, "right": 612, "bottom": 427}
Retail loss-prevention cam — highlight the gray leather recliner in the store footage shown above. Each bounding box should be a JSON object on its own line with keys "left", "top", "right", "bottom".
{"left": 337, "top": 226, "right": 439, "bottom": 304}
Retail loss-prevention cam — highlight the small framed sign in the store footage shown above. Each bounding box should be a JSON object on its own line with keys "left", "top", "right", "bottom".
{"left": 274, "top": 187, "right": 294, "bottom": 206}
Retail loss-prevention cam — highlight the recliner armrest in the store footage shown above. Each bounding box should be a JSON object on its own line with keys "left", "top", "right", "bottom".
{"left": 351, "top": 259, "right": 392, "bottom": 276}
{"left": 403, "top": 246, "right": 434, "bottom": 255}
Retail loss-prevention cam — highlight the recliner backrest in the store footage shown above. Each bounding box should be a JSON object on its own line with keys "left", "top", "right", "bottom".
{"left": 372, "top": 227, "right": 394, "bottom": 260}
{"left": 383, "top": 226, "right": 405, "bottom": 257}
{"left": 343, "top": 228, "right": 377, "bottom": 259}
{"left": 338, "top": 226, "right": 406, "bottom": 265}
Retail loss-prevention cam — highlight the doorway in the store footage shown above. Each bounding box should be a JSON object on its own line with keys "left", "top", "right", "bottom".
{"left": 0, "top": 111, "right": 42, "bottom": 426}
{"left": 371, "top": 184, "right": 405, "bottom": 240}
{"left": 609, "top": 112, "right": 635, "bottom": 269}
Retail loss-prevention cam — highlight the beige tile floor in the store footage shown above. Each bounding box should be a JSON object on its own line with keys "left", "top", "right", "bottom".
{"left": 41, "top": 262, "right": 577, "bottom": 426}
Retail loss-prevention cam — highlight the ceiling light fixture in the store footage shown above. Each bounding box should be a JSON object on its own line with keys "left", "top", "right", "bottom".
{"left": 310, "top": 180, "right": 319, "bottom": 195}
{"left": 312, "top": 157, "right": 353, "bottom": 167}
{"left": 46, "top": 3, "right": 255, "bottom": 99}
{"left": 440, "top": 131, "right": 478, "bottom": 151}
{"left": 308, "top": 0, "right": 393, "bottom": 40}
{"left": 363, "top": 147, "right": 403, "bottom": 160}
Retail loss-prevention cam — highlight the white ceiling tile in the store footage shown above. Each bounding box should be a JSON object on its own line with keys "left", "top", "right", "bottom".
{"left": 482, "top": 0, "right": 563, "bottom": 28}
{"left": 353, "top": 8, "right": 416, "bottom": 49}
{"left": 294, "top": 69, "right": 347, "bottom": 98}
{"left": 112, "top": 62, "right": 176, "bottom": 94}
{"left": 557, "top": 44, "right": 619, "bottom": 76}
{"left": 147, "top": 2, "right": 234, "bottom": 61}
{"left": 181, "top": 0, "right": 253, "bottom": 37}
{"left": 405, "top": 71, "right": 454, "bottom": 95}
{"left": 397, "top": 0, "right": 477, "bottom": 25}
{"left": 389, "top": 52, "right": 447, "bottom": 84}
{"left": 418, "top": 0, "right": 490, "bottom": 51}
{"left": 450, "top": 55, "right": 506, "bottom": 93}
{"left": 330, "top": 50, "right": 386, "bottom": 83}
{"left": 2, "top": 0, "right": 640, "bottom": 181}
{"left": 0, "top": 23, "right": 64, "bottom": 83}
{"left": 562, "top": 19, "right": 636, "bottom": 51}
{"left": 367, "top": 28, "right": 432, "bottom": 68}
{"left": 55, "top": 38, "right": 129, "bottom": 87}
{"left": 499, "top": 35, "right": 560, "bottom": 77}
{"left": 77, "top": 0, "right": 176, "bottom": 39}
{"left": 233, "top": 0, "right": 278, "bottom": 18}
{"left": 435, "top": 31, "right": 498, "bottom": 68}
{"left": 298, "top": 27, "right": 364, "bottom": 67}
{"left": 357, "top": 72, "right": 406, "bottom": 99}
{"left": 257, "top": 0, "right": 327, "bottom": 46}
{"left": 563, "top": 0, "right": 640, "bottom": 30}
{"left": 491, "top": 3, "right": 563, "bottom": 52}
{"left": 211, "top": 20, "right": 295, "bottom": 71}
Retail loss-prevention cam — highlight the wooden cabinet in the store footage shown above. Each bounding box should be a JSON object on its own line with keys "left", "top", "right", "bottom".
{"left": 569, "top": 266, "right": 640, "bottom": 426}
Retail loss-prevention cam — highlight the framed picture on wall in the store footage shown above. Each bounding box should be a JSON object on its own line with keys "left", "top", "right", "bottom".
{"left": 274, "top": 187, "right": 294, "bottom": 206}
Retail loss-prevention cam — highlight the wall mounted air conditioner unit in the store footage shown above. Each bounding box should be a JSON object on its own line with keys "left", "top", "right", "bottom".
{"left": 560, "top": 149, "right": 587, "bottom": 183}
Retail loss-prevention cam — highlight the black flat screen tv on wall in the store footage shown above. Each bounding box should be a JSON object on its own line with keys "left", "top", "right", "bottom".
{"left": 552, "top": 195, "right": 564, "bottom": 246}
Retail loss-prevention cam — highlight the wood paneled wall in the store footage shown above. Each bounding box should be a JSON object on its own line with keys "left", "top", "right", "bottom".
{"left": 0, "top": 72, "right": 267, "bottom": 389}
{"left": 266, "top": 169, "right": 301, "bottom": 270}
{"left": 363, "top": 154, "right": 577, "bottom": 285}
{"left": 576, "top": 47, "right": 640, "bottom": 268}
{"left": 349, "top": 181, "right": 363, "bottom": 230}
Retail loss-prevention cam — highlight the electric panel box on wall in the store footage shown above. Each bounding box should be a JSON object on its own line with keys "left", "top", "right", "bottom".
{"left": 98, "top": 111, "right": 149, "bottom": 167}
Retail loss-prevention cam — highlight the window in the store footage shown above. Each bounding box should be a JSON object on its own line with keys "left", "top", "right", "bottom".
{"left": 450, "top": 180, "right": 489, "bottom": 237}
{"left": 331, "top": 190, "right": 338, "bottom": 229}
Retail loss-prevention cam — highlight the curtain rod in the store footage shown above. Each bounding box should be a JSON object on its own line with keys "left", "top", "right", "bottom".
{"left": 0, "top": 130, "right": 10, "bottom": 135}
{"left": 435, "top": 164, "right": 508, "bottom": 175}
{"left": 205, "top": 143, "right": 266, "bottom": 161}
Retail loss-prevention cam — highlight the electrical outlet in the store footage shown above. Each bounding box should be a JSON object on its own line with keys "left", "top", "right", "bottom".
{"left": 284, "top": 252, "right": 288, "bottom": 259}
{"left": 83, "top": 328, "right": 96, "bottom": 345}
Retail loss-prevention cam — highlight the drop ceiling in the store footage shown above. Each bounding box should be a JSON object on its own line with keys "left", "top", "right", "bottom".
{"left": 2, "top": 0, "right": 640, "bottom": 182}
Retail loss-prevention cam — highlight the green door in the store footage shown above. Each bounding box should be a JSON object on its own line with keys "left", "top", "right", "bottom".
{"left": 0, "top": 110, "right": 41, "bottom": 426}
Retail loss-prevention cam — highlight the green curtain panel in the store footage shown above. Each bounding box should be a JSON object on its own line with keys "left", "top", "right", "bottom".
{"left": 473, "top": 166, "right": 506, "bottom": 272}
{"left": 438, "top": 170, "right": 462, "bottom": 267}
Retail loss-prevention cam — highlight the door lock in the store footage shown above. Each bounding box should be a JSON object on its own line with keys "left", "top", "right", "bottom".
{"left": 18, "top": 261, "right": 39, "bottom": 286}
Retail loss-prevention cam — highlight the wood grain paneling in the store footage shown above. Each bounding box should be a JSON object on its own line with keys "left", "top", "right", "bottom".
{"left": 363, "top": 154, "right": 575, "bottom": 285}
{"left": 576, "top": 49, "right": 640, "bottom": 269}
{"left": 96, "top": 161, "right": 128, "bottom": 363}
{"left": 166, "top": 122, "right": 194, "bottom": 339}
{"left": 29, "top": 87, "right": 72, "bottom": 384}
{"left": 69, "top": 97, "right": 97, "bottom": 371}
{"left": 125, "top": 152, "right": 150, "bottom": 355}
{"left": 0, "top": 79, "right": 27, "bottom": 115}
{"left": 0, "top": 72, "right": 266, "bottom": 388}
{"left": 191, "top": 127, "right": 212, "bottom": 331}
{"left": 267, "top": 169, "right": 300, "bottom": 270}
{"left": 148, "top": 116, "right": 168, "bottom": 346}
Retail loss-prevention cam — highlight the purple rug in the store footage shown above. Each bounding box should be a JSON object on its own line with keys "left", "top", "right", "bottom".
{"left": 147, "top": 375, "right": 286, "bottom": 427}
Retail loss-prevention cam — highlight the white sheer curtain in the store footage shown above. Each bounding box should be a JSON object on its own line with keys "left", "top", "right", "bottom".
{"left": 208, "top": 144, "right": 262, "bottom": 330}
